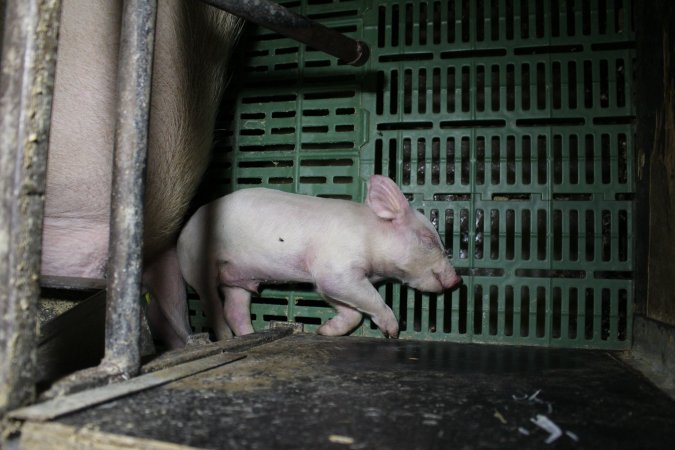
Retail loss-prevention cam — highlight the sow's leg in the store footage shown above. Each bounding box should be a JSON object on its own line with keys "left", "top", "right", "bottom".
{"left": 141, "top": 2, "right": 242, "bottom": 347}
{"left": 42, "top": 0, "right": 242, "bottom": 348}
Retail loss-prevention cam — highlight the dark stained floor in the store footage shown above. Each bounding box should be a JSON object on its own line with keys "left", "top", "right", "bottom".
{"left": 52, "top": 333, "right": 675, "bottom": 449}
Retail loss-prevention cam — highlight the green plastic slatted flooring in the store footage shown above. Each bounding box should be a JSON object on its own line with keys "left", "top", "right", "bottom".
{"left": 189, "top": 0, "right": 635, "bottom": 349}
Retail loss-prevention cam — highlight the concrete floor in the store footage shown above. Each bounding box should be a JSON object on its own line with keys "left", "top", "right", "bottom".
{"left": 10, "top": 330, "right": 675, "bottom": 449}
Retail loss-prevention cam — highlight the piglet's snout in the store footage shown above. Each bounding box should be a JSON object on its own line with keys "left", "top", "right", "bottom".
{"left": 434, "top": 270, "right": 463, "bottom": 290}
{"left": 448, "top": 274, "right": 463, "bottom": 289}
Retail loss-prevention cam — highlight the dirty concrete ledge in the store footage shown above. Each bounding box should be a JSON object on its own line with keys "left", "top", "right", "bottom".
{"left": 6, "top": 334, "right": 675, "bottom": 450}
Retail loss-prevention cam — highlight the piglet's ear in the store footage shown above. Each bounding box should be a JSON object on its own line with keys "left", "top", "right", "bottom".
{"left": 366, "top": 175, "right": 409, "bottom": 220}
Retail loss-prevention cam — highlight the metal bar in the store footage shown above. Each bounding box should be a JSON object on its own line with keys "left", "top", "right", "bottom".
{"left": 0, "top": 0, "right": 63, "bottom": 417}
{"left": 199, "top": 0, "right": 370, "bottom": 66}
{"left": 103, "top": 0, "right": 157, "bottom": 377}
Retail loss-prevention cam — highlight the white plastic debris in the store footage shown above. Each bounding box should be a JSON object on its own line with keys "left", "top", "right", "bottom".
{"left": 528, "top": 389, "right": 542, "bottom": 402}
{"left": 518, "top": 427, "right": 531, "bottom": 436}
{"left": 328, "top": 435, "right": 355, "bottom": 445}
{"left": 566, "top": 430, "right": 579, "bottom": 442}
{"left": 493, "top": 410, "right": 507, "bottom": 424}
{"left": 530, "top": 414, "right": 563, "bottom": 444}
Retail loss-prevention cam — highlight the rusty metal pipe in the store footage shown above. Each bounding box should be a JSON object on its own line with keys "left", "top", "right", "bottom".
{"left": 0, "top": 0, "right": 63, "bottom": 417}
{"left": 198, "top": 0, "right": 370, "bottom": 66}
{"left": 103, "top": 0, "right": 157, "bottom": 377}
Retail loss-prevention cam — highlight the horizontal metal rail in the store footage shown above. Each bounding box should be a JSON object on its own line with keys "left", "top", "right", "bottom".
{"left": 199, "top": 0, "right": 370, "bottom": 66}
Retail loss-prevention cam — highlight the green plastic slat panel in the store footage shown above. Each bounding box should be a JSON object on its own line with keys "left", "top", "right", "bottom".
{"left": 189, "top": 0, "right": 635, "bottom": 349}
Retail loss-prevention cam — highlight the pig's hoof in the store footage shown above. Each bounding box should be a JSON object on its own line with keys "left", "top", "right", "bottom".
{"left": 373, "top": 316, "right": 399, "bottom": 339}
{"left": 384, "top": 328, "right": 400, "bottom": 339}
{"left": 386, "top": 324, "right": 400, "bottom": 338}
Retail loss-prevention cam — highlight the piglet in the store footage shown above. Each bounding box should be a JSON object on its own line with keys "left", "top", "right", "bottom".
{"left": 177, "top": 175, "right": 462, "bottom": 339}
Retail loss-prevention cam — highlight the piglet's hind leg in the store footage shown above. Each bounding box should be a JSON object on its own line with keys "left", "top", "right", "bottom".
{"left": 190, "top": 266, "right": 233, "bottom": 340}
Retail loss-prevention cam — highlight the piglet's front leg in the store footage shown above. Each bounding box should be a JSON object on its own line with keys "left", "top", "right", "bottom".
{"left": 223, "top": 286, "right": 255, "bottom": 336}
{"left": 315, "top": 274, "right": 399, "bottom": 338}
{"left": 316, "top": 302, "right": 363, "bottom": 337}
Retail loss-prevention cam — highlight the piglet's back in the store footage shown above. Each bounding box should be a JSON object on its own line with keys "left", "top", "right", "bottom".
{"left": 178, "top": 188, "right": 370, "bottom": 261}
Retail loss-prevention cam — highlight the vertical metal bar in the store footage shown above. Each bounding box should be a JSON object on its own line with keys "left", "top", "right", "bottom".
{"left": 103, "top": 0, "right": 157, "bottom": 376}
{"left": 0, "top": 0, "right": 62, "bottom": 416}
